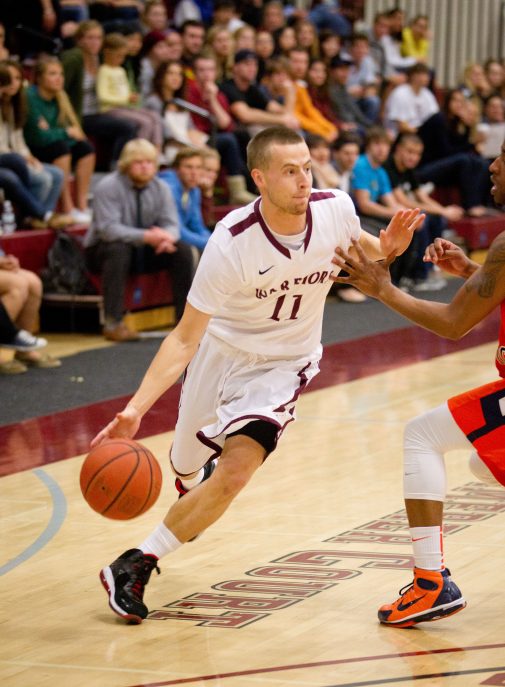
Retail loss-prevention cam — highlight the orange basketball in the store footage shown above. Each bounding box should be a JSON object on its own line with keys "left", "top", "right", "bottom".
{"left": 80, "top": 439, "right": 162, "bottom": 520}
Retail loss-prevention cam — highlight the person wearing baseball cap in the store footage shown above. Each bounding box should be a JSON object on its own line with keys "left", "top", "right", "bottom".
{"left": 328, "top": 53, "right": 373, "bottom": 132}
{"left": 220, "top": 47, "right": 299, "bottom": 141}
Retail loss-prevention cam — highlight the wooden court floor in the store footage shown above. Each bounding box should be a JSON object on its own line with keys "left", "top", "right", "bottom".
{"left": 1, "top": 341, "right": 505, "bottom": 687}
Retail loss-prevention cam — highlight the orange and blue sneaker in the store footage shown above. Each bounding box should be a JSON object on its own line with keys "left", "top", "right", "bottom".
{"left": 378, "top": 567, "right": 466, "bottom": 628}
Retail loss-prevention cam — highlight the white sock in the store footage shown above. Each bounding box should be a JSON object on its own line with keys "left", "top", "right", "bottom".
{"left": 410, "top": 526, "right": 444, "bottom": 571}
{"left": 138, "top": 522, "right": 182, "bottom": 559}
{"left": 180, "top": 467, "right": 204, "bottom": 491}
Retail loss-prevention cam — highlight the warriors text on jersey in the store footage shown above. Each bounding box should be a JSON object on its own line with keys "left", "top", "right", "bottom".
{"left": 187, "top": 190, "right": 361, "bottom": 356}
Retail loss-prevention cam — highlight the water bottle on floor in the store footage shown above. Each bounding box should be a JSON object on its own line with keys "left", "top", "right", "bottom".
{"left": 1, "top": 198, "right": 16, "bottom": 234}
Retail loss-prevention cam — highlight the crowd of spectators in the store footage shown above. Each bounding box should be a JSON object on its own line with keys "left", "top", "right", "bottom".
{"left": 0, "top": 0, "right": 504, "bottom": 360}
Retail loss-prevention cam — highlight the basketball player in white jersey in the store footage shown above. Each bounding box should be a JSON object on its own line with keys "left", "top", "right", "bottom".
{"left": 93, "top": 126, "right": 424, "bottom": 624}
{"left": 331, "top": 140, "right": 505, "bottom": 628}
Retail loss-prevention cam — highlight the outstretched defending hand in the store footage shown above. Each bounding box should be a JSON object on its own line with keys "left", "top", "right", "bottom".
{"left": 331, "top": 238, "right": 395, "bottom": 299}
{"left": 423, "top": 237, "right": 475, "bottom": 278}
{"left": 90, "top": 406, "right": 142, "bottom": 448}
{"left": 380, "top": 208, "right": 425, "bottom": 258}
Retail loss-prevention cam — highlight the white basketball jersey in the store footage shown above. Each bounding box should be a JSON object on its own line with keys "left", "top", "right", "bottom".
{"left": 188, "top": 190, "right": 361, "bottom": 356}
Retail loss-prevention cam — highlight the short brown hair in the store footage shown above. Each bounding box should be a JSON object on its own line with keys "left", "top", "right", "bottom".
{"left": 247, "top": 126, "right": 305, "bottom": 171}
{"left": 364, "top": 126, "right": 390, "bottom": 149}
{"left": 74, "top": 19, "right": 103, "bottom": 42}
{"left": 172, "top": 147, "right": 203, "bottom": 168}
{"left": 103, "top": 32, "right": 128, "bottom": 51}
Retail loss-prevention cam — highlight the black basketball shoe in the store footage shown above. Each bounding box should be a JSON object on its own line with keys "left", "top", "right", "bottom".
{"left": 100, "top": 548, "right": 160, "bottom": 624}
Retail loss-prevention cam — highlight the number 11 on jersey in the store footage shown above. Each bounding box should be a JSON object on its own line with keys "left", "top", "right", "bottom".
{"left": 269, "top": 294, "right": 303, "bottom": 321}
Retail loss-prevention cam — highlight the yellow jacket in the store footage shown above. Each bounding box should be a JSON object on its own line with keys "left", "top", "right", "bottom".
{"left": 401, "top": 27, "right": 429, "bottom": 60}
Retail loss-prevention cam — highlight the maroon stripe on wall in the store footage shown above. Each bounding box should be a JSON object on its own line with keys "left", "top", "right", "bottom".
{"left": 0, "top": 313, "right": 498, "bottom": 476}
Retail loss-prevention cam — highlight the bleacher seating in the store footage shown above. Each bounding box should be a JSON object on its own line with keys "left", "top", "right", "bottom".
{"left": 2, "top": 190, "right": 504, "bottom": 330}
{"left": 0, "top": 203, "right": 240, "bottom": 332}
{"left": 0, "top": 227, "right": 174, "bottom": 331}
{"left": 432, "top": 187, "right": 505, "bottom": 250}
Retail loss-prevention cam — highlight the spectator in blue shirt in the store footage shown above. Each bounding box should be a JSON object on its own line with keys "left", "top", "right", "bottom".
{"left": 351, "top": 127, "right": 406, "bottom": 229}
{"left": 159, "top": 148, "right": 212, "bottom": 254}
{"left": 351, "top": 127, "right": 415, "bottom": 286}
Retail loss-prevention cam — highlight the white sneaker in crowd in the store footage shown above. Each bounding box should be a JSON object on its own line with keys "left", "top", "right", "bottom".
{"left": 70, "top": 208, "right": 92, "bottom": 224}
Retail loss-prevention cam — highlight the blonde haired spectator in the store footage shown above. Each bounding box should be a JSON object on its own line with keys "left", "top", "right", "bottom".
{"left": 0, "top": 60, "right": 71, "bottom": 229}
{"left": 460, "top": 62, "right": 493, "bottom": 109}
{"left": 234, "top": 24, "right": 256, "bottom": 53}
{"left": 62, "top": 20, "right": 138, "bottom": 169}
{"left": 205, "top": 25, "right": 235, "bottom": 82}
{"left": 294, "top": 19, "right": 319, "bottom": 61}
{"left": 84, "top": 137, "right": 194, "bottom": 342}
{"left": 97, "top": 32, "right": 163, "bottom": 150}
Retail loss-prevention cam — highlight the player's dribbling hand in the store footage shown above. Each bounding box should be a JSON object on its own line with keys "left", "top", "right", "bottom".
{"left": 90, "top": 406, "right": 142, "bottom": 448}
{"left": 423, "top": 237, "right": 474, "bottom": 278}
{"left": 331, "top": 239, "right": 395, "bottom": 299}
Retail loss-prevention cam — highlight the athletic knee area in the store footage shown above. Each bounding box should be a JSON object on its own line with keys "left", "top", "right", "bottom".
{"left": 404, "top": 414, "right": 437, "bottom": 452}
{"left": 469, "top": 451, "right": 500, "bottom": 486}
{"left": 403, "top": 414, "right": 448, "bottom": 502}
{"left": 211, "top": 459, "right": 254, "bottom": 498}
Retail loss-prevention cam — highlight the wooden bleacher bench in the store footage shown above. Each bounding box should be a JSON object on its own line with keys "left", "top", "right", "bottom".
{"left": 448, "top": 214, "right": 505, "bottom": 250}
{"left": 0, "top": 226, "right": 175, "bottom": 331}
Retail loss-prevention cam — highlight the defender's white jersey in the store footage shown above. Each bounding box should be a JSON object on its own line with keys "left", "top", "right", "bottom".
{"left": 188, "top": 189, "right": 361, "bottom": 356}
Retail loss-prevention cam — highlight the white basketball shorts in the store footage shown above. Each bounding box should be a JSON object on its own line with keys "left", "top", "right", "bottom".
{"left": 170, "top": 332, "right": 321, "bottom": 475}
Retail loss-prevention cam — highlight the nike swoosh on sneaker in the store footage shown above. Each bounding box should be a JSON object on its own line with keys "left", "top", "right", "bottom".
{"left": 259, "top": 266, "right": 274, "bottom": 275}
{"left": 397, "top": 594, "right": 426, "bottom": 612}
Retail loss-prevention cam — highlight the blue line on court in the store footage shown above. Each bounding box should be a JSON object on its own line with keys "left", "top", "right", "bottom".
{"left": 0, "top": 468, "right": 67, "bottom": 576}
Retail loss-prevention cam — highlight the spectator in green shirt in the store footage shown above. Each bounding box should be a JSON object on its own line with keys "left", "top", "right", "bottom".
{"left": 24, "top": 55, "right": 95, "bottom": 224}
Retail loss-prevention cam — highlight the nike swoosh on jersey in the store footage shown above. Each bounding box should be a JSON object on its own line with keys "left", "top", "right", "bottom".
{"left": 259, "top": 266, "right": 274, "bottom": 275}
{"left": 412, "top": 536, "right": 431, "bottom": 542}
{"left": 397, "top": 594, "right": 427, "bottom": 612}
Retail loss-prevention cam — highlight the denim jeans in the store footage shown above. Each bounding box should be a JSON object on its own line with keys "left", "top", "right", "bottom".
{"left": 0, "top": 153, "right": 45, "bottom": 219}
{"left": 418, "top": 153, "right": 491, "bottom": 210}
{"left": 28, "top": 163, "right": 64, "bottom": 215}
